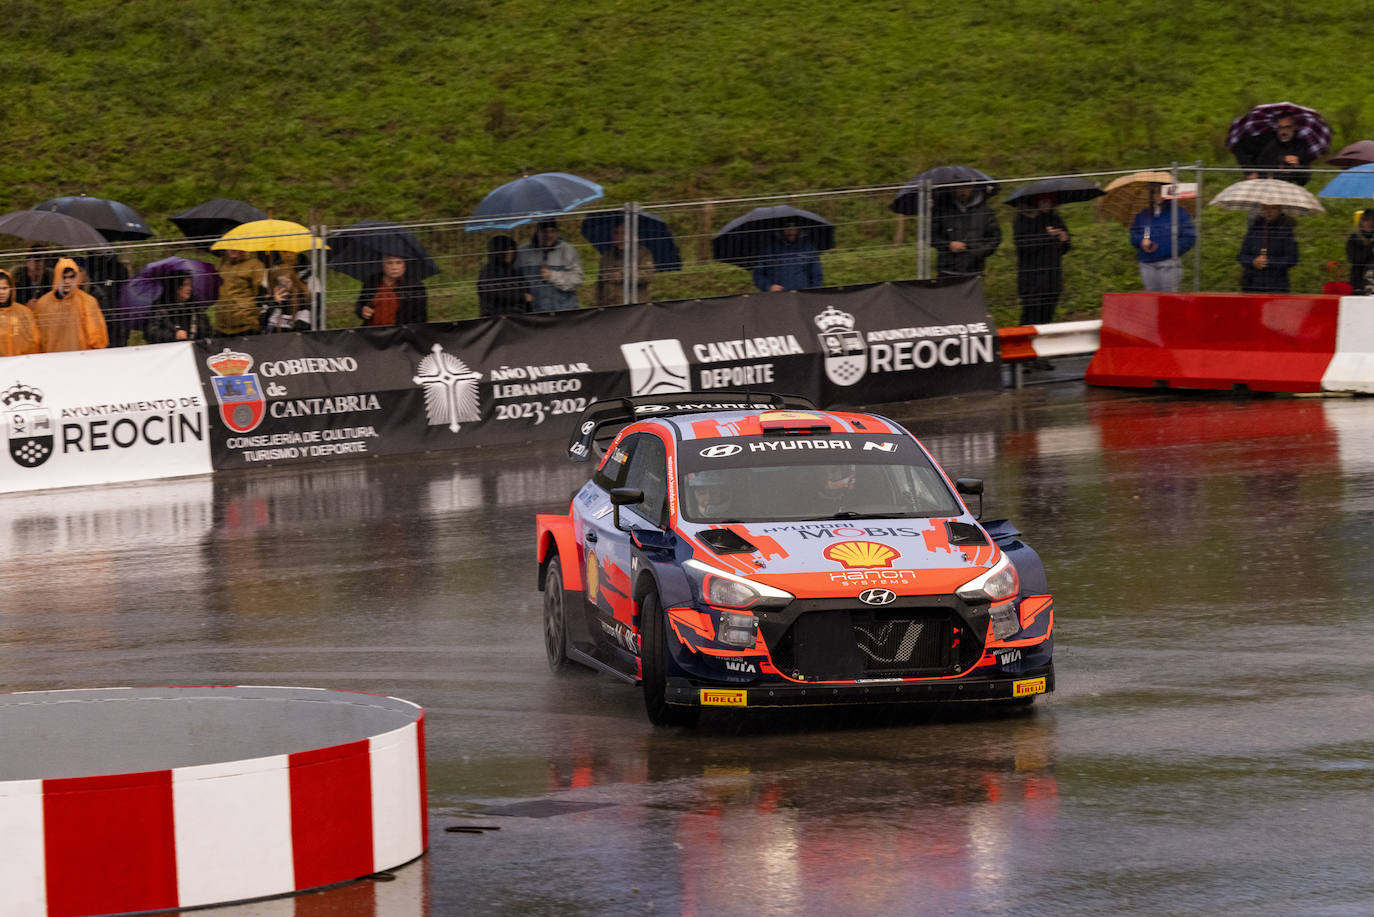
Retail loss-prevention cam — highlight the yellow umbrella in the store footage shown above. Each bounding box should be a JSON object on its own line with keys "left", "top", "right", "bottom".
{"left": 210, "top": 219, "right": 327, "bottom": 252}
{"left": 1094, "top": 171, "right": 1197, "bottom": 226}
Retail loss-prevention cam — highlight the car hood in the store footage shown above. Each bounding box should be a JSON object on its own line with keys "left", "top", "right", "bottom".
{"left": 683, "top": 517, "right": 1000, "bottom": 599}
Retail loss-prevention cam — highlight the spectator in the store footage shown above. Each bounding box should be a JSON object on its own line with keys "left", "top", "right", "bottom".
{"left": 0, "top": 268, "right": 40, "bottom": 356}
{"left": 84, "top": 251, "right": 132, "bottom": 347}
{"left": 1130, "top": 183, "right": 1196, "bottom": 292}
{"left": 1012, "top": 193, "right": 1071, "bottom": 325}
{"left": 14, "top": 246, "right": 52, "bottom": 307}
{"left": 1346, "top": 209, "right": 1374, "bottom": 294}
{"left": 753, "top": 220, "right": 823, "bottom": 292}
{"left": 517, "top": 219, "right": 584, "bottom": 312}
{"left": 1239, "top": 115, "right": 1312, "bottom": 185}
{"left": 31, "top": 257, "right": 108, "bottom": 352}
{"left": 594, "top": 221, "right": 655, "bottom": 306}
{"left": 260, "top": 267, "right": 312, "bottom": 333}
{"left": 212, "top": 248, "right": 267, "bottom": 336}
{"left": 931, "top": 184, "right": 1002, "bottom": 278}
{"left": 477, "top": 235, "right": 530, "bottom": 316}
{"left": 145, "top": 272, "right": 211, "bottom": 343}
{"left": 1237, "top": 204, "right": 1299, "bottom": 293}
{"left": 355, "top": 254, "right": 428, "bottom": 326}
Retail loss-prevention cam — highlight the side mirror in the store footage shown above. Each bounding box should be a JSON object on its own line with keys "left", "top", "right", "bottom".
{"left": 609, "top": 487, "right": 644, "bottom": 532}
{"left": 955, "top": 478, "right": 984, "bottom": 520}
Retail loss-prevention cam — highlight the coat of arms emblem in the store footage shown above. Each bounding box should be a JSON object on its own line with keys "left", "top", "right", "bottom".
{"left": 207, "top": 348, "right": 266, "bottom": 433}
{"left": 3, "top": 382, "right": 55, "bottom": 468}
{"left": 815, "top": 306, "right": 867, "bottom": 387}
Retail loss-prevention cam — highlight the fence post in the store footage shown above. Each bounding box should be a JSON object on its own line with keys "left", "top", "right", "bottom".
{"left": 623, "top": 201, "right": 638, "bottom": 306}
{"left": 1193, "top": 161, "right": 1203, "bottom": 292}
{"left": 314, "top": 222, "right": 328, "bottom": 329}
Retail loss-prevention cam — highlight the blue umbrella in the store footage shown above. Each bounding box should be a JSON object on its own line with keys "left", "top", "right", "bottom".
{"left": 579, "top": 211, "right": 682, "bottom": 272}
{"left": 890, "top": 165, "right": 999, "bottom": 214}
{"left": 711, "top": 206, "right": 834, "bottom": 268}
{"left": 466, "top": 172, "right": 604, "bottom": 231}
{"left": 1318, "top": 163, "right": 1374, "bottom": 198}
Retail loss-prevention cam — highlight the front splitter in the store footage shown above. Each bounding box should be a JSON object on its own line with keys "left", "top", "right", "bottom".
{"left": 666, "top": 664, "right": 1054, "bottom": 708}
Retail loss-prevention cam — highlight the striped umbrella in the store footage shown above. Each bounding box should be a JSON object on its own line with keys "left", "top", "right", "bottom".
{"left": 1226, "top": 102, "right": 1332, "bottom": 162}
{"left": 1208, "top": 178, "right": 1325, "bottom": 216}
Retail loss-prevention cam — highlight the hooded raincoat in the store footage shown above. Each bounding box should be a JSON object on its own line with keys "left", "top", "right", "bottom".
{"left": 931, "top": 189, "right": 1002, "bottom": 276}
{"left": 30, "top": 257, "right": 108, "bottom": 352}
{"left": 0, "top": 268, "right": 39, "bottom": 356}
{"left": 212, "top": 252, "right": 268, "bottom": 335}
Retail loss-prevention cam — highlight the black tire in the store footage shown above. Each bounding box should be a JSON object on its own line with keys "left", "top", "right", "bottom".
{"left": 639, "top": 589, "right": 700, "bottom": 727}
{"left": 543, "top": 557, "right": 570, "bottom": 673}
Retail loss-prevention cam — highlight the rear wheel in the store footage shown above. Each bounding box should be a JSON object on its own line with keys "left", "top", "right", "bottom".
{"left": 639, "top": 589, "right": 700, "bottom": 727}
{"left": 543, "top": 557, "right": 570, "bottom": 673}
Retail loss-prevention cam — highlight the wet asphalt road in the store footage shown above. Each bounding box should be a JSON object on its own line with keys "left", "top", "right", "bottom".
{"left": 4, "top": 373, "right": 1374, "bottom": 916}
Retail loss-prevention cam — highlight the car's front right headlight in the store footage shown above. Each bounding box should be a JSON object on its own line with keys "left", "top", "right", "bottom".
{"left": 955, "top": 554, "right": 1019, "bottom": 603}
{"left": 683, "top": 559, "right": 794, "bottom": 611}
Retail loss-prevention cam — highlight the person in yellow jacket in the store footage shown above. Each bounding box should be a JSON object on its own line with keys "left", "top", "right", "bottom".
{"left": 30, "top": 258, "right": 107, "bottom": 352}
{"left": 0, "top": 268, "right": 40, "bottom": 356}
{"left": 212, "top": 248, "right": 268, "bottom": 335}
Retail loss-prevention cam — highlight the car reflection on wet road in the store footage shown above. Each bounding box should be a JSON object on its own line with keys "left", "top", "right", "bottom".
{"left": 3, "top": 384, "right": 1374, "bottom": 916}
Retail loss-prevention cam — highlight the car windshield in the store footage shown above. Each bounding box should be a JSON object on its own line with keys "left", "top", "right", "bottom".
{"left": 679, "top": 461, "right": 961, "bottom": 524}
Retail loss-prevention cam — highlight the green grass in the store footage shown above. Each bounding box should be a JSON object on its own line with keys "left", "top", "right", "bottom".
{"left": 4, "top": 0, "right": 1372, "bottom": 325}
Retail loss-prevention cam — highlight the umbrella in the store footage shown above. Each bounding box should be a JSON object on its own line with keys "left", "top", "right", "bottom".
{"left": 711, "top": 206, "right": 835, "bottom": 267}
{"left": 1318, "top": 163, "right": 1374, "bottom": 198}
{"left": 579, "top": 211, "right": 682, "bottom": 272}
{"left": 1328, "top": 140, "right": 1374, "bottom": 168}
{"left": 1226, "top": 101, "right": 1332, "bottom": 163}
{"left": 170, "top": 198, "right": 270, "bottom": 245}
{"left": 33, "top": 195, "right": 152, "bottom": 242}
{"left": 211, "top": 219, "right": 326, "bottom": 253}
{"left": 1208, "top": 178, "right": 1325, "bottom": 215}
{"left": 1004, "top": 177, "right": 1105, "bottom": 208}
{"left": 327, "top": 220, "right": 440, "bottom": 281}
{"left": 1095, "top": 171, "right": 1197, "bottom": 226}
{"left": 0, "top": 209, "right": 109, "bottom": 248}
{"left": 117, "top": 257, "right": 221, "bottom": 326}
{"left": 466, "top": 172, "right": 604, "bottom": 231}
{"left": 890, "top": 165, "right": 998, "bottom": 214}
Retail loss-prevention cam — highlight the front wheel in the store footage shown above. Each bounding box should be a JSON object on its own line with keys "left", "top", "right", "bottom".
{"left": 543, "top": 557, "right": 570, "bottom": 673}
{"left": 639, "top": 590, "right": 700, "bottom": 727}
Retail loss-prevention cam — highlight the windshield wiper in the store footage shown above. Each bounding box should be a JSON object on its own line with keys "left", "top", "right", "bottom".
{"left": 826, "top": 510, "right": 915, "bottom": 520}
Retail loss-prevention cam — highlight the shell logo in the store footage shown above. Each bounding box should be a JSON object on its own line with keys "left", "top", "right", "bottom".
{"left": 823, "top": 540, "right": 900, "bottom": 569}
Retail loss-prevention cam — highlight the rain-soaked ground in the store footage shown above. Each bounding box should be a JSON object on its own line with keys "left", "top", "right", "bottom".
{"left": 4, "top": 369, "right": 1374, "bottom": 917}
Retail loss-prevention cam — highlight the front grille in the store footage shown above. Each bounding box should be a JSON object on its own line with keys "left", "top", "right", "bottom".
{"left": 770, "top": 608, "right": 962, "bottom": 681}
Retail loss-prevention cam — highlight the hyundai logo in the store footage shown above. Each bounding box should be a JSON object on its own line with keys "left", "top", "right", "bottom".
{"left": 700, "top": 444, "right": 742, "bottom": 458}
{"left": 859, "top": 588, "right": 897, "bottom": 606}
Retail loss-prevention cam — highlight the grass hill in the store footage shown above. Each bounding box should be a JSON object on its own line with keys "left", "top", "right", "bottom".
{"left": 4, "top": 0, "right": 1373, "bottom": 323}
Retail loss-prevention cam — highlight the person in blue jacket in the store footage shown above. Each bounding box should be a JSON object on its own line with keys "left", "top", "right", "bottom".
{"left": 1130, "top": 184, "right": 1196, "bottom": 292}
{"left": 1237, "top": 204, "right": 1299, "bottom": 294}
{"left": 752, "top": 220, "right": 823, "bottom": 292}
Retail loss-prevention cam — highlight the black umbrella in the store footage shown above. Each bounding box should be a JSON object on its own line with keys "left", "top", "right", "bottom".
{"left": 0, "top": 209, "right": 109, "bottom": 248}
{"left": 33, "top": 195, "right": 152, "bottom": 242}
{"left": 711, "top": 206, "right": 835, "bottom": 267}
{"left": 1004, "top": 177, "right": 1105, "bottom": 208}
{"left": 890, "top": 165, "right": 999, "bottom": 214}
{"left": 580, "top": 211, "right": 683, "bottom": 272}
{"left": 327, "top": 221, "right": 440, "bottom": 281}
{"left": 170, "top": 198, "right": 270, "bottom": 245}
{"left": 466, "top": 172, "right": 604, "bottom": 231}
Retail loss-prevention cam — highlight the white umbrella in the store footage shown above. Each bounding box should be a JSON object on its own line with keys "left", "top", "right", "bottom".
{"left": 1208, "top": 178, "right": 1325, "bottom": 216}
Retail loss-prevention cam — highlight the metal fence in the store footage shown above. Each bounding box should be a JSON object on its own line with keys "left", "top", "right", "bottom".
{"left": 4, "top": 162, "right": 1369, "bottom": 347}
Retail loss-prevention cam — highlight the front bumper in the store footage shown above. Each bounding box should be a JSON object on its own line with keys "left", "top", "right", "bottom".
{"left": 665, "top": 663, "right": 1054, "bottom": 708}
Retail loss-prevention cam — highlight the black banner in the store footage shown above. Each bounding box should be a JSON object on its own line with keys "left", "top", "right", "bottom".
{"left": 192, "top": 279, "right": 998, "bottom": 470}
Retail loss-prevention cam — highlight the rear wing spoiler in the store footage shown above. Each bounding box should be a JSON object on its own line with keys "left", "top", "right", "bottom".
{"left": 566, "top": 392, "right": 817, "bottom": 462}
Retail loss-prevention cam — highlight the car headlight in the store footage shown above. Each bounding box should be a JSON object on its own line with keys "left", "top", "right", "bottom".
{"left": 684, "top": 559, "right": 794, "bottom": 612}
{"left": 955, "top": 554, "right": 1019, "bottom": 603}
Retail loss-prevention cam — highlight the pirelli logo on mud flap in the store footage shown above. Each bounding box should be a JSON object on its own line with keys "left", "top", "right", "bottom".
{"left": 700, "top": 689, "right": 748, "bottom": 707}
{"left": 1013, "top": 677, "right": 1047, "bottom": 698}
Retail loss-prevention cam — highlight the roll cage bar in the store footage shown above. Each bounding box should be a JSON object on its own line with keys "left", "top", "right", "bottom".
{"left": 566, "top": 392, "right": 818, "bottom": 462}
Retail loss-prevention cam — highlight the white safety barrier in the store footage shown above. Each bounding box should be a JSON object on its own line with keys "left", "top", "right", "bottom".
{"left": 1322, "top": 295, "right": 1374, "bottom": 394}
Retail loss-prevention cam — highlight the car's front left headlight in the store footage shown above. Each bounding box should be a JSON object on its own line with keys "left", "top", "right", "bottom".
{"left": 955, "top": 554, "right": 1019, "bottom": 603}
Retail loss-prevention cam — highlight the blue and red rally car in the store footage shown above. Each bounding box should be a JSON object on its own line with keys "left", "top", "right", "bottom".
{"left": 535, "top": 394, "right": 1055, "bottom": 726}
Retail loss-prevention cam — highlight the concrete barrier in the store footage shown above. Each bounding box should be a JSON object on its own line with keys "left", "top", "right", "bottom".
{"left": 0, "top": 686, "right": 426, "bottom": 916}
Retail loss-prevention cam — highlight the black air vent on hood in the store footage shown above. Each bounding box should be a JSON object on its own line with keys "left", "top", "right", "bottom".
{"left": 698, "top": 528, "right": 758, "bottom": 555}
{"left": 946, "top": 521, "right": 989, "bottom": 546}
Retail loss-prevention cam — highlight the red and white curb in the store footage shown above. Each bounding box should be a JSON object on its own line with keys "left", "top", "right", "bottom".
{"left": 0, "top": 686, "right": 426, "bottom": 917}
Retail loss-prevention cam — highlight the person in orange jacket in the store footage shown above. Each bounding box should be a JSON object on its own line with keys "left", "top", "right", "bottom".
{"left": 30, "top": 257, "right": 108, "bottom": 352}
{"left": 0, "top": 268, "right": 40, "bottom": 356}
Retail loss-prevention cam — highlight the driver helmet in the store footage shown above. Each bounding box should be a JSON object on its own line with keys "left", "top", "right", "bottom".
{"left": 689, "top": 470, "right": 731, "bottom": 516}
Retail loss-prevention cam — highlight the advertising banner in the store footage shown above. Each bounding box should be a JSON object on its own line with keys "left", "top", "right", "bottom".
{"left": 0, "top": 344, "right": 211, "bottom": 493}
{"left": 193, "top": 279, "right": 998, "bottom": 470}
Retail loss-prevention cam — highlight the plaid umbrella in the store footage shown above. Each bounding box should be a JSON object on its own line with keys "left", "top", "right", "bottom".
{"left": 1226, "top": 102, "right": 1332, "bottom": 162}
{"left": 1094, "top": 171, "right": 1196, "bottom": 226}
{"left": 1208, "top": 178, "right": 1325, "bottom": 216}
{"left": 1328, "top": 140, "right": 1374, "bottom": 168}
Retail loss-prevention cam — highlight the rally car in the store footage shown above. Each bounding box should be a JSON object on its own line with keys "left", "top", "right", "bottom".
{"left": 535, "top": 393, "right": 1054, "bottom": 726}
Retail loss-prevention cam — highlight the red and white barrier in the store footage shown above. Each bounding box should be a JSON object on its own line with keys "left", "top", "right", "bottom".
{"left": 1083, "top": 292, "right": 1374, "bottom": 393}
{"left": 997, "top": 320, "right": 1102, "bottom": 365}
{"left": 0, "top": 686, "right": 426, "bottom": 917}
